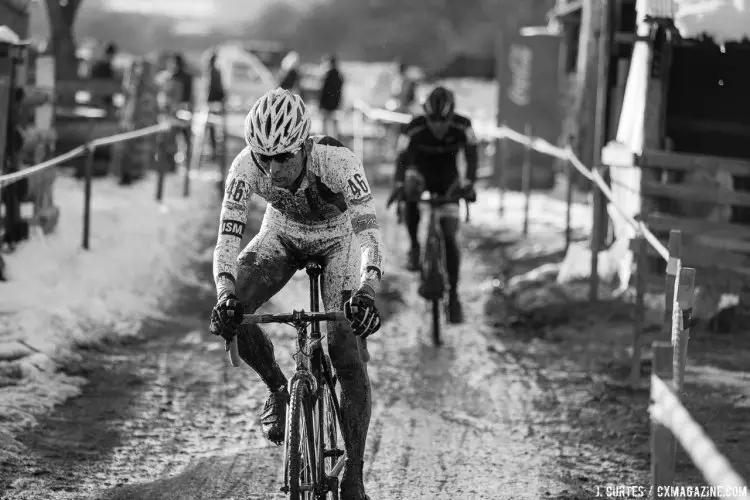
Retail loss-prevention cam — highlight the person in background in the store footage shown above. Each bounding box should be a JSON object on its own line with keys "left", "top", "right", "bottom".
{"left": 277, "top": 51, "right": 301, "bottom": 94}
{"left": 153, "top": 52, "right": 179, "bottom": 171}
{"left": 390, "top": 61, "right": 417, "bottom": 114}
{"left": 90, "top": 42, "right": 118, "bottom": 81}
{"left": 385, "top": 60, "right": 418, "bottom": 158}
{"left": 205, "top": 51, "right": 226, "bottom": 162}
{"left": 386, "top": 86, "right": 478, "bottom": 324}
{"left": 317, "top": 53, "right": 344, "bottom": 137}
{"left": 90, "top": 42, "right": 120, "bottom": 110}
{"left": 169, "top": 53, "right": 194, "bottom": 165}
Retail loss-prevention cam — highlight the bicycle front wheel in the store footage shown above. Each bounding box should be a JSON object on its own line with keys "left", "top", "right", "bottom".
{"left": 431, "top": 298, "right": 442, "bottom": 346}
{"left": 287, "top": 378, "right": 317, "bottom": 500}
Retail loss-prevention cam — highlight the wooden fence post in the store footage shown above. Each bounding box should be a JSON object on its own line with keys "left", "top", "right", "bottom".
{"left": 630, "top": 234, "right": 647, "bottom": 386}
{"left": 663, "top": 230, "right": 682, "bottom": 342}
{"left": 651, "top": 340, "right": 676, "bottom": 500}
{"left": 155, "top": 130, "right": 166, "bottom": 203}
{"left": 183, "top": 141, "right": 191, "bottom": 198}
{"left": 522, "top": 124, "right": 532, "bottom": 236}
{"left": 673, "top": 267, "right": 696, "bottom": 395}
{"left": 498, "top": 123, "right": 509, "bottom": 217}
{"left": 565, "top": 156, "right": 573, "bottom": 252}
{"left": 81, "top": 145, "right": 96, "bottom": 250}
{"left": 588, "top": 165, "right": 608, "bottom": 302}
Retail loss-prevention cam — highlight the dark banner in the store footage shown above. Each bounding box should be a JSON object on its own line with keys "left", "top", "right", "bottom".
{"left": 498, "top": 32, "right": 563, "bottom": 190}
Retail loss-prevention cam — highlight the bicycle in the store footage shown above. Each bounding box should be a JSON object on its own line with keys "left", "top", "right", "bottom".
{"left": 413, "top": 192, "right": 470, "bottom": 346}
{"left": 226, "top": 258, "right": 347, "bottom": 500}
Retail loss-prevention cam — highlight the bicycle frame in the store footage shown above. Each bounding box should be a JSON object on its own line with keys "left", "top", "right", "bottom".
{"left": 278, "top": 261, "right": 347, "bottom": 497}
{"left": 413, "top": 193, "right": 470, "bottom": 345}
{"left": 235, "top": 262, "right": 343, "bottom": 499}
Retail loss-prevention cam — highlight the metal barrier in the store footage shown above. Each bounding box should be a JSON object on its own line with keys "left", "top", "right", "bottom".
{"left": 0, "top": 119, "right": 186, "bottom": 251}
{"left": 351, "top": 100, "right": 748, "bottom": 498}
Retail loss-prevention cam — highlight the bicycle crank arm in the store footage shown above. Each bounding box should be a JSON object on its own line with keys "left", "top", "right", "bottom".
{"left": 226, "top": 337, "right": 241, "bottom": 367}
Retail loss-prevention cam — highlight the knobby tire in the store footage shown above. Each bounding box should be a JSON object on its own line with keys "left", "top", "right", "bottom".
{"left": 287, "top": 378, "right": 314, "bottom": 500}
{"left": 431, "top": 298, "right": 442, "bottom": 346}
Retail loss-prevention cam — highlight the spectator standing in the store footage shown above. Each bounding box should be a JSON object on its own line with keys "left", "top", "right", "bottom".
{"left": 205, "top": 51, "right": 226, "bottom": 162}
{"left": 90, "top": 42, "right": 120, "bottom": 110}
{"left": 277, "top": 51, "right": 301, "bottom": 94}
{"left": 318, "top": 53, "right": 344, "bottom": 137}
{"left": 90, "top": 42, "right": 118, "bottom": 81}
{"left": 168, "top": 53, "right": 194, "bottom": 165}
{"left": 390, "top": 61, "right": 417, "bottom": 114}
{"left": 385, "top": 61, "right": 418, "bottom": 158}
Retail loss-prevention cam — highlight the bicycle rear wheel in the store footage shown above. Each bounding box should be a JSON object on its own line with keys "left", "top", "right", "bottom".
{"left": 318, "top": 362, "right": 345, "bottom": 499}
{"left": 431, "top": 298, "right": 442, "bottom": 346}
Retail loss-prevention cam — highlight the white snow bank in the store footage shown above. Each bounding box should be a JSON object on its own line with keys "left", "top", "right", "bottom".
{"left": 674, "top": 0, "right": 750, "bottom": 45}
{"left": 0, "top": 169, "right": 219, "bottom": 461}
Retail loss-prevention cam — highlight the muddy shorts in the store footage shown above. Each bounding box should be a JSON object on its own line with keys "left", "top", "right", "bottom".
{"left": 234, "top": 206, "right": 369, "bottom": 360}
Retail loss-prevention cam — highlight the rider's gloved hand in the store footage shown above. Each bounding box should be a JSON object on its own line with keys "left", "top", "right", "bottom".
{"left": 344, "top": 285, "right": 382, "bottom": 338}
{"left": 209, "top": 292, "right": 245, "bottom": 342}
{"left": 461, "top": 183, "right": 477, "bottom": 203}
{"left": 386, "top": 183, "right": 405, "bottom": 209}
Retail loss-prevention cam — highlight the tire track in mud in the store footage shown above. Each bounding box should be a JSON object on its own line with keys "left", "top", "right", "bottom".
{"left": 359, "top": 202, "right": 569, "bottom": 499}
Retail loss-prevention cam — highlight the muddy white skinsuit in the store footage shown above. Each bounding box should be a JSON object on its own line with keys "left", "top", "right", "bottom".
{"left": 212, "top": 135, "right": 384, "bottom": 491}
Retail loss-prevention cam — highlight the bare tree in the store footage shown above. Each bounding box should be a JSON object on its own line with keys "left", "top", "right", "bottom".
{"left": 45, "top": 0, "right": 83, "bottom": 80}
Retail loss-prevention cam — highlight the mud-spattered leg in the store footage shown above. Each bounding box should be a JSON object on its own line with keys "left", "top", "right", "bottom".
{"left": 234, "top": 226, "right": 297, "bottom": 391}
{"left": 321, "top": 235, "right": 372, "bottom": 500}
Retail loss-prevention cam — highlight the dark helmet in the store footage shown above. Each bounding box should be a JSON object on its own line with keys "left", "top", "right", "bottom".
{"left": 423, "top": 86, "right": 455, "bottom": 120}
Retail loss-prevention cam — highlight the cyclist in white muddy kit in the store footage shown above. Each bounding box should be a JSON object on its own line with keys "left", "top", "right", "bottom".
{"left": 209, "top": 88, "right": 383, "bottom": 500}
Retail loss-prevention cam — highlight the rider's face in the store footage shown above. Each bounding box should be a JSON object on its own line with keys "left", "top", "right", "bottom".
{"left": 257, "top": 149, "right": 304, "bottom": 189}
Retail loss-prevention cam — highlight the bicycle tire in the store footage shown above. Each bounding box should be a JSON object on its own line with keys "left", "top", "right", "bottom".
{"left": 287, "top": 378, "right": 317, "bottom": 500}
{"left": 319, "top": 371, "right": 343, "bottom": 499}
{"left": 431, "top": 298, "right": 442, "bottom": 346}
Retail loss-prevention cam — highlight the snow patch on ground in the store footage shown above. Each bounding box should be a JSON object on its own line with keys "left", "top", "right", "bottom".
{"left": 0, "top": 169, "right": 219, "bottom": 462}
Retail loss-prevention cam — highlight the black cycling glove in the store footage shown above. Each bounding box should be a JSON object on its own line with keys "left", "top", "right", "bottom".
{"left": 344, "top": 286, "right": 382, "bottom": 338}
{"left": 209, "top": 292, "right": 245, "bottom": 342}
{"left": 386, "top": 184, "right": 405, "bottom": 209}
{"left": 461, "top": 183, "right": 477, "bottom": 203}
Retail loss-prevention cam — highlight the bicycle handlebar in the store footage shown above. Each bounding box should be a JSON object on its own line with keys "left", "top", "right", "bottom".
{"left": 414, "top": 195, "right": 472, "bottom": 223}
{"left": 417, "top": 195, "right": 466, "bottom": 205}
{"left": 242, "top": 311, "right": 347, "bottom": 325}
{"left": 226, "top": 310, "right": 347, "bottom": 368}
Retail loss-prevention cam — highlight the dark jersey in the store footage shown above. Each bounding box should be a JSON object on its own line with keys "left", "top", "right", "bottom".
{"left": 395, "top": 113, "right": 479, "bottom": 194}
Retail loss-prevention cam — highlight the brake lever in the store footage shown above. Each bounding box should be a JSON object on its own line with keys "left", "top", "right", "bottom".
{"left": 225, "top": 336, "right": 241, "bottom": 368}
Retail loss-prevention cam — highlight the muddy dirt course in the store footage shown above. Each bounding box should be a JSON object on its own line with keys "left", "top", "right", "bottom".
{"left": 2, "top": 185, "right": 746, "bottom": 500}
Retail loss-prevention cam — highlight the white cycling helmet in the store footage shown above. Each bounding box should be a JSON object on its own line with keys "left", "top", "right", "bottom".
{"left": 244, "top": 88, "right": 311, "bottom": 156}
